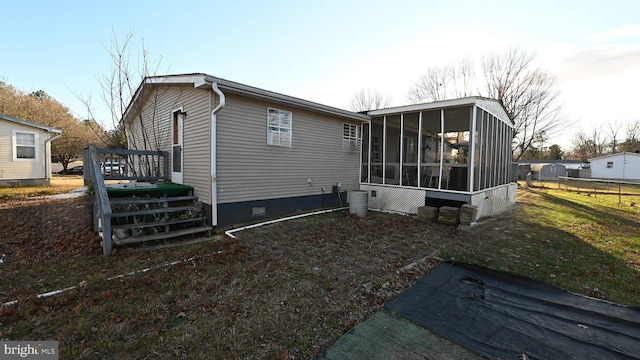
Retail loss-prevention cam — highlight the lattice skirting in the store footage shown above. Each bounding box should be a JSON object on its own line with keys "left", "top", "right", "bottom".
{"left": 358, "top": 185, "right": 426, "bottom": 214}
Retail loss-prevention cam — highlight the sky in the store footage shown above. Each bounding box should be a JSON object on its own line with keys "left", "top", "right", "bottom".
{"left": 1, "top": 0, "right": 639, "bottom": 149}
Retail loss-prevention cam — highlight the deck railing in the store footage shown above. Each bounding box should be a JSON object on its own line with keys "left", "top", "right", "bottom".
{"left": 83, "top": 145, "right": 170, "bottom": 255}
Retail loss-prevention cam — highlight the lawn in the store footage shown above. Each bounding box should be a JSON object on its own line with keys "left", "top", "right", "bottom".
{"left": 0, "top": 176, "right": 85, "bottom": 200}
{"left": 0, "top": 184, "right": 638, "bottom": 359}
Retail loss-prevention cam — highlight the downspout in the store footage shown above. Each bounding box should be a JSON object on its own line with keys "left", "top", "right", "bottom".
{"left": 210, "top": 83, "right": 226, "bottom": 226}
{"left": 44, "top": 130, "right": 63, "bottom": 184}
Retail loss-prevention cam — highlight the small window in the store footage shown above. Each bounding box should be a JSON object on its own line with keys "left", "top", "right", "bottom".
{"left": 267, "top": 108, "right": 292, "bottom": 147}
{"left": 550, "top": 165, "right": 557, "bottom": 173}
{"left": 13, "top": 130, "right": 38, "bottom": 161}
{"left": 606, "top": 161, "right": 613, "bottom": 168}
{"left": 342, "top": 123, "right": 360, "bottom": 150}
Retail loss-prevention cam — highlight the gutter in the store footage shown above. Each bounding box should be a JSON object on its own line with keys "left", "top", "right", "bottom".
{"left": 210, "top": 82, "right": 226, "bottom": 226}
{"left": 44, "top": 130, "right": 63, "bottom": 183}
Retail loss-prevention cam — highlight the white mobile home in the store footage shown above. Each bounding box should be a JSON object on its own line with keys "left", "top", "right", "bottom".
{"left": 0, "top": 114, "right": 62, "bottom": 186}
{"left": 122, "top": 74, "right": 369, "bottom": 228}
{"left": 588, "top": 152, "right": 640, "bottom": 181}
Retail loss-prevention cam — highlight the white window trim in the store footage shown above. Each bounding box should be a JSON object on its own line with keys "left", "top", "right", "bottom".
{"left": 266, "top": 107, "right": 292, "bottom": 147}
{"left": 342, "top": 123, "right": 360, "bottom": 151}
{"left": 12, "top": 130, "right": 39, "bottom": 162}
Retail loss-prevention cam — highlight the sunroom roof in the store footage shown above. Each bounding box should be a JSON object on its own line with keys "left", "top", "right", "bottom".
{"left": 367, "top": 97, "right": 512, "bottom": 126}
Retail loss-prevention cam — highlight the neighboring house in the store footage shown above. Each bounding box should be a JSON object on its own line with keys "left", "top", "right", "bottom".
{"left": 0, "top": 114, "right": 62, "bottom": 186}
{"left": 122, "top": 74, "right": 369, "bottom": 228}
{"left": 530, "top": 163, "right": 567, "bottom": 181}
{"left": 588, "top": 152, "right": 640, "bottom": 181}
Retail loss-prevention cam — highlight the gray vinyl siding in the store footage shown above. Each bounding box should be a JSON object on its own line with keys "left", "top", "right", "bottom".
{"left": 0, "top": 120, "right": 49, "bottom": 180}
{"left": 128, "top": 85, "right": 212, "bottom": 204}
{"left": 216, "top": 93, "right": 361, "bottom": 204}
{"left": 182, "top": 89, "right": 212, "bottom": 204}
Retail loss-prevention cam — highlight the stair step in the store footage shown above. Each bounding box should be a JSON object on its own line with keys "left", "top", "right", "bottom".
{"left": 113, "top": 225, "right": 213, "bottom": 245}
{"left": 110, "top": 195, "right": 197, "bottom": 205}
{"left": 112, "top": 216, "right": 208, "bottom": 230}
{"left": 112, "top": 206, "right": 193, "bottom": 218}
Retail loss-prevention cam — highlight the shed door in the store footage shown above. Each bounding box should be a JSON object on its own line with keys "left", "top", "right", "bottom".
{"left": 171, "top": 111, "right": 184, "bottom": 184}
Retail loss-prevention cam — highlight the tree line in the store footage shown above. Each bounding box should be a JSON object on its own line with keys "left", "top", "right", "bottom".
{"left": 0, "top": 81, "right": 108, "bottom": 172}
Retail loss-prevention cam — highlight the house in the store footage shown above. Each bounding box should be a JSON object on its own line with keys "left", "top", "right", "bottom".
{"left": 361, "top": 97, "right": 516, "bottom": 219}
{"left": 87, "top": 75, "right": 518, "bottom": 254}
{"left": 530, "top": 163, "right": 567, "bottom": 181}
{"left": 588, "top": 152, "right": 640, "bottom": 181}
{"left": 120, "top": 74, "right": 369, "bottom": 228}
{"left": 0, "top": 114, "right": 62, "bottom": 186}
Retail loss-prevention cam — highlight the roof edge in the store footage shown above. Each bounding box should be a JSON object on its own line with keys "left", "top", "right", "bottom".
{"left": 123, "top": 73, "right": 370, "bottom": 123}
{"left": 367, "top": 96, "right": 512, "bottom": 126}
{"left": 588, "top": 152, "right": 640, "bottom": 161}
{"left": 0, "top": 113, "right": 63, "bottom": 133}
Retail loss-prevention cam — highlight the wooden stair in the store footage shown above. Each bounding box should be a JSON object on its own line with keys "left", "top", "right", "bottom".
{"left": 109, "top": 194, "right": 212, "bottom": 246}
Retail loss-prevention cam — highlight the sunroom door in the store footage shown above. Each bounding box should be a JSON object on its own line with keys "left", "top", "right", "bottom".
{"left": 171, "top": 110, "right": 184, "bottom": 184}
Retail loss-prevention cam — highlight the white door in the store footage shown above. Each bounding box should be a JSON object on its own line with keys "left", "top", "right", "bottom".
{"left": 171, "top": 111, "right": 184, "bottom": 184}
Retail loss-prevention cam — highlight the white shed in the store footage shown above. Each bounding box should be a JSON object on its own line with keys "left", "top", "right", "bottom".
{"left": 588, "top": 152, "right": 640, "bottom": 181}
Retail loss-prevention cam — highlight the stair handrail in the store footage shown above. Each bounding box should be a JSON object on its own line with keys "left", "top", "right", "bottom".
{"left": 85, "top": 144, "right": 113, "bottom": 255}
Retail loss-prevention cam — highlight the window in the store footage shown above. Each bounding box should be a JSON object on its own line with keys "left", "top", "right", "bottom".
{"left": 342, "top": 123, "right": 360, "bottom": 150}
{"left": 607, "top": 161, "right": 614, "bottom": 168}
{"left": 267, "top": 108, "right": 292, "bottom": 147}
{"left": 550, "top": 165, "right": 557, "bottom": 173}
{"left": 13, "top": 130, "right": 38, "bottom": 161}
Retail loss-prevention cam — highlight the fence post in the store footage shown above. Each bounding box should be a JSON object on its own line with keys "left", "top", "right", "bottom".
{"left": 619, "top": 183, "right": 622, "bottom": 204}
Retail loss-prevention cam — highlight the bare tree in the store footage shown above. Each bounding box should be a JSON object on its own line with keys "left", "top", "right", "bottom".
{"left": 350, "top": 88, "right": 391, "bottom": 112}
{"left": 75, "top": 30, "right": 168, "bottom": 152}
{"left": 408, "top": 48, "right": 567, "bottom": 161}
{"left": 407, "top": 57, "right": 477, "bottom": 103}
{"left": 571, "top": 126, "right": 609, "bottom": 161}
{"left": 620, "top": 119, "right": 640, "bottom": 152}
{"left": 74, "top": 30, "right": 181, "bottom": 177}
{"left": 482, "top": 47, "right": 566, "bottom": 160}
{"left": 605, "top": 120, "right": 623, "bottom": 153}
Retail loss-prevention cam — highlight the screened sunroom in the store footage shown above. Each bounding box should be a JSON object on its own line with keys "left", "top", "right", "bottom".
{"left": 359, "top": 97, "right": 517, "bottom": 220}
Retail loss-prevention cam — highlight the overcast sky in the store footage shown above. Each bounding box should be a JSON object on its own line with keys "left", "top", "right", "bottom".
{"left": 1, "top": 0, "right": 639, "bottom": 148}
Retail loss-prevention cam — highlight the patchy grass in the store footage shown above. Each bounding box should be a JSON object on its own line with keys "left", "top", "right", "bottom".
{"left": 448, "top": 187, "right": 640, "bottom": 305}
{"left": 1, "top": 187, "right": 639, "bottom": 358}
{"left": 0, "top": 177, "right": 84, "bottom": 200}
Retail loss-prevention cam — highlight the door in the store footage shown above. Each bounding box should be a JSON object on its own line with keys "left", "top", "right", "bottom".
{"left": 171, "top": 110, "right": 184, "bottom": 184}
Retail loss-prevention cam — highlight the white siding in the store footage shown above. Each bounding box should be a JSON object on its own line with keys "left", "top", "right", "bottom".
{"left": 127, "top": 85, "right": 212, "bottom": 203}
{"left": 590, "top": 153, "right": 640, "bottom": 180}
{"left": 216, "top": 94, "right": 361, "bottom": 204}
{"left": 0, "top": 120, "right": 49, "bottom": 180}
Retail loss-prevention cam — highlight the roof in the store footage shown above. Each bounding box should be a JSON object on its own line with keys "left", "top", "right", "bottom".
{"left": 0, "top": 113, "right": 62, "bottom": 133}
{"left": 530, "top": 163, "right": 566, "bottom": 171}
{"left": 588, "top": 152, "right": 640, "bottom": 162}
{"left": 122, "top": 73, "right": 371, "bottom": 124}
{"left": 366, "top": 96, "right": 513, "bottom": 127}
